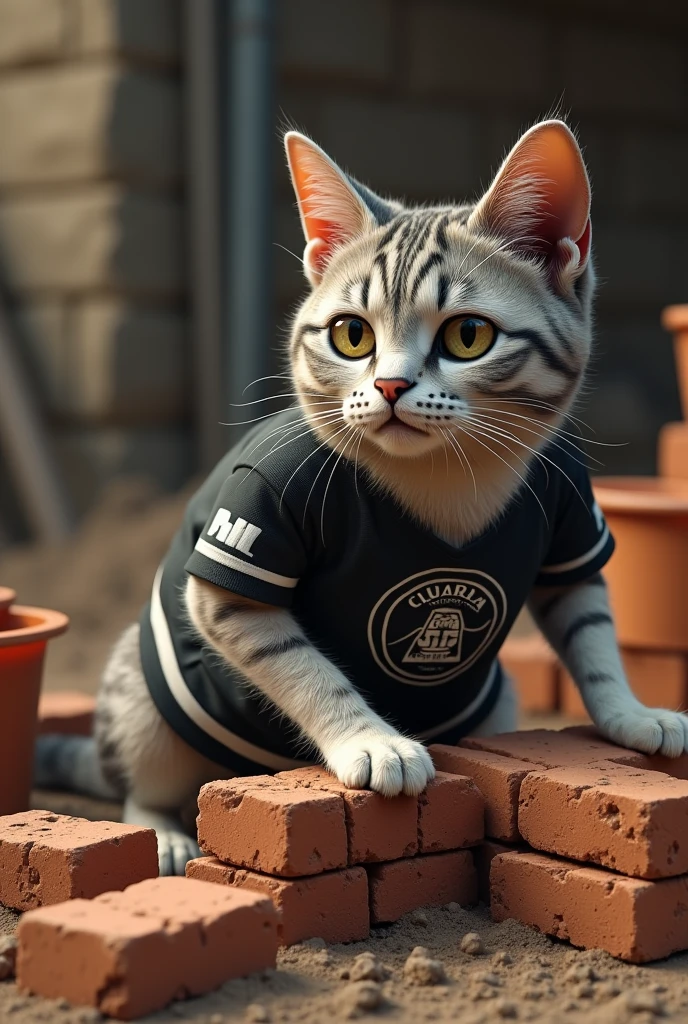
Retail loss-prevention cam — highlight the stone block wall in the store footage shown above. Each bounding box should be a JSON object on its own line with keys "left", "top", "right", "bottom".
{"left": 0, "top": 0, "right": 189, "bottom": 517}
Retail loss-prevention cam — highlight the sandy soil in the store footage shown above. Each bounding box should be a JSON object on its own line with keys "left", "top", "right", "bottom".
{"left": 2, "top": 476, "right": 684, "bottom": 1023}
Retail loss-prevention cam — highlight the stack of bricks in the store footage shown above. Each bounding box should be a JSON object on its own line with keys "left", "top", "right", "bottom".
{"left": 501, "top": 632, "right": 688, "bottom": 719}
{"left": 6, "top": 809, "right": 279, "bottom": 1018}
{"left": 431, "top": 726, "right": 688, "bottom": 963}
{"left": 186, "top": 766, "right": 484, "bottom": 946}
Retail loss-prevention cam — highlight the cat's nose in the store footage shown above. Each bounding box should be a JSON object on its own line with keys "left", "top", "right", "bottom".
{"left": 374, "top": 378, "right": 414, "bottom": 404}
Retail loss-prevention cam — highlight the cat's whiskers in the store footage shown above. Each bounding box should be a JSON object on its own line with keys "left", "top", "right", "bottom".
{"left": 320, "top": 426, "right": 361, "bottom": 544}
{"left": 229, "top": 392, "right": 339, "bottom": 408}
{"left": 468, "top": 408, "right": 602, "bottom": 468}
{"left": 353, "top": 428, "right": 367, "bottom": 499}
{"left": 441, "top": 427, "right": 477, "bottom": 500}
{"left": 245, "top": 408, "right": 343, "bottom": 460}
{"left": 470, "top": 401, "right": 623, "bottom": 450}
{"left": 239, "top": 412, "right": 344, "bottom": 486}
{"left": 454, "top": 422, "right": 548, "bottom": 524}
{"left": 471, "top": 397, "right": 593, "bottom": 434}
{"left": 301, "top": 423, "right": 356, "bottom": 527}
{"left": 241, "top": 372, "right": 291, "bottom": 394}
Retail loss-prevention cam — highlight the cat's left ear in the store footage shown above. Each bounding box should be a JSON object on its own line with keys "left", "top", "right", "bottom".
{"left": 285, "top": 132, "right": 398, "bottom": 287}
{"left": 467, "top": 120, "right": 592, "bottom": 294}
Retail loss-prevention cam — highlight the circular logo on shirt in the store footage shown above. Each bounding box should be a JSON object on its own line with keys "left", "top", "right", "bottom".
{"left": 367, "top": 568, "right": 507, "bottom": 686}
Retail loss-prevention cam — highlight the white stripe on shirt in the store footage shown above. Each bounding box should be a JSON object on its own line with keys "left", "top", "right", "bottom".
{"left": 538, "top": 526, "right": 610, "bottom": 576}
{"left": 149, "top": 567, "right": 308, "bottom": 771}
{"left": 194, "top": 537, "right": 299, "bottom": 588}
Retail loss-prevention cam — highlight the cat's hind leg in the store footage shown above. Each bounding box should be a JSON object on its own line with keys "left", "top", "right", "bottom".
{"left": 98, "top": 622, "right": 231, "bottom": 874}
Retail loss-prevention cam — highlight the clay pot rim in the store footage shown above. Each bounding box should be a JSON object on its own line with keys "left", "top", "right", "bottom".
{"left": 662, "top": 305, "right": 688, "bottom": 333}
{"left": 0, "top": 604, "right": 69, "bottom": 648}
{"left": 594, "top": 476, "right": 688, "bottom": 515}
{"left": 0, "top": 587, "right": 16, "bottom": 610}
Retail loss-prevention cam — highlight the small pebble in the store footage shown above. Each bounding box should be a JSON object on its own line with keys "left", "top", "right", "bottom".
{"left": 0, "top": 935, "right": 17, "bottom": 980}
{"left": 473, "top": 971, "right": 502, "bottom": 988}
{"left": 564, "top": 963, "right": 597, "bottom": 984}
{"left": 410, "top": 909, "right": 429, "bottom": 927}
{"left": 245, "top": 1006, "right": 271, "bottom": 1023}
{"left": 573, "top": 983, "right": 594, "bottom": 1000}
{"left": 492, "top": 951, "right": 513, "bottom": 967}
{"left": 301, "top": 937, "right": 327, "bottom": 951}
{"left": 563, "top": 1001, "right": 580, "bottom": 1013}
{"left": 444, "top": 902, "right": 462, "bottom": 913}
{"left": 460, "top": 932, "right": 485, "bottom": 956}
{"left": 624, "top": 991, "right": 666, "bottom": 1015}
{"left": 336, "top": 981, "right": 384, "bottom": 1018}
{"left": 349, "top": 953, "right": 388, "bottom": 983}
{"left": 651, "top": 984, "right": 668, "bottom": 994}
{"left": 497, "top": 1000, "right": 519, "bottom": 1019}
{"left": 54, "top": 999, "right": 71, "bottom": 1011}
{"left": 403, "top": 950, "right": 447, "bottom": 986}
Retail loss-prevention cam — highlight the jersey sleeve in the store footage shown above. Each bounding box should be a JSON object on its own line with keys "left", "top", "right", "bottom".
{"left": 184, "top": 467, "right": 307, "bottom": 607}
{"left": 535, "top": 457, "right": 615, "bottom": 587}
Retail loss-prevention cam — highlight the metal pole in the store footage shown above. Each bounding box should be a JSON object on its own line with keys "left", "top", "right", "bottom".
{"left": 0, "top": 292, "right": 73, "bottom": 541}
{"left": 225, "top": 0, "right": 275, "bottom": 447}
{"left": 184, "top": 0, "right": 225, "bottom": 470}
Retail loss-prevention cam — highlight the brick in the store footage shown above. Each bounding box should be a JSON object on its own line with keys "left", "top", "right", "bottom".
{"left": 560, "top": 29, "right": 683, "bottom": 117}
{"left": 417, "top": 772, "right": 484, "bottom": 853}
{"left": 472, "top": 840, "right": 519, "bottom": 904}
{"left": 76, "top": 0, "right": 180, "bottom": 65}
{"left": 519, "top": 762, "right": 688, "bottom": 879}
{"left": 430, "top": 744, "right": 532, "bottom": 842}
{"left": 491, "top": 850, "right": 688, "bottom": 963}
{"left": 64, "top": 301, "right": 187, "bottom": 424}
{"left": 0, "top": 0, "right": 68, "bottom": 67}
{"left": 276, "top": 766, "right": 417, "bottom": 863}
{"left": 500, "top": 634, "right": 559, "bottom": 713}
{"left": 0, "top": 66, "right": 180, "bottom": 187}
{"left": 659, "top": 422, "right": 688, "bottom": 480}
{"left": 279, "top": 0, "right": 392, "bottom": 83}
{"left": 0, "top": 186, "right": 183, "bottom": 296}
{"left": 16, "top": 877, "right": 277, "bottom": 1019}
{"left": 197, "top": 777, "right": 347, "bottom": 877}
{"left": 0, "top": 810, "right": 158, "bottom": 911}
{"left": 186, "top": 856, "right": 369, "bottom": 947}
{"left": 367, "top": 850, "right": 477, "bottom": 924}
{"left": 37, "top": 691, "right": 95, "bottom": 736}
{"left": 460, "top": 727, "right": 646, "bottom": 769}
{"left": 406, "top": 2, "right": 546, "bottom": 101}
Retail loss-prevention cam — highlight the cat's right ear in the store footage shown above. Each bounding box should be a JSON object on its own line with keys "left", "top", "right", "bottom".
{"left": 285, "top": 132, "right": 376, "bottom": 287}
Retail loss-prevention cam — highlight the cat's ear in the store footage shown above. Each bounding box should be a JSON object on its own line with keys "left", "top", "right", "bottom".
{"left": 285, "top": 132, "right": 395, "bottom": 286}
{"left": 467, "top": 120, "right": 592, "bottom": 294}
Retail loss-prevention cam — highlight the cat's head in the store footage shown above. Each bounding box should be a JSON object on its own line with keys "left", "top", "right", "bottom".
{"left": 285, "top": 120, "right": 594, "bottom": 468}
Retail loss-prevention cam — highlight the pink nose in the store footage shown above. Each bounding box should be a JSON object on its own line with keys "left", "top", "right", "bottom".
{"left": 374, "top": 378, "right": 413, "bottom": 404}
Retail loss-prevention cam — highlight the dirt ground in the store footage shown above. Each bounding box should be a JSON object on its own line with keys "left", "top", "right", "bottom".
{"left": 1, "top": 478, "right": 687, "bottom": 1023}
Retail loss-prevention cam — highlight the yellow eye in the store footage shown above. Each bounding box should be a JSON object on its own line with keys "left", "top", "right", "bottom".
{"left": 330, "top": 316, "right": 375, "bottom": 359}
{"left": 441, "top": 317, "right": 496, "bottom": 360}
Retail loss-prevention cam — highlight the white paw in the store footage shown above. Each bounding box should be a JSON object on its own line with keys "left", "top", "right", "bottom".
{"left": 326, "top": 731, "right": 435, "bottom": 797}
{"left": 601, "top": 706, "right": 688, "bottom": 759}
{"left": 157, "top": 829, "right": 201, "bottom": 876}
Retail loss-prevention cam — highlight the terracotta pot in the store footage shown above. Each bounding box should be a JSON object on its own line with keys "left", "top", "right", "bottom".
{"left": 662, "top": 305, "right": 688, "bottom": 420}
{"left": 657, "top": 422, "right": 688, "bottom": 480}
{"left": 593, "top": 477, "right": 688, "bottom": 651}
{"left": 0, "top": 587, "right": 15, "bottom": 630}
{"left": 0, "top": 601, "right": 69, "bottom": 814}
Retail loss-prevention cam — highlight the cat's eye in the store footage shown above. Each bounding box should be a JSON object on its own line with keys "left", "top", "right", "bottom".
{"left": 440, "top": 317, "right": 496, "bottom": 361}
{"left": 329, "top": 316, "right": 375, "bottom": 359}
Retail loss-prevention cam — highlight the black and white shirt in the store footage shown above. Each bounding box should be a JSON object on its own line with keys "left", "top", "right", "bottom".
{"left": 139, "top": 409, "right": 614, "bottom": 774}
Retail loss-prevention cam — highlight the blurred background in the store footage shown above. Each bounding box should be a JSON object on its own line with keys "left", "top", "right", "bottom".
{"left": 0, "top": 0, "right": 687, "bottom": 693}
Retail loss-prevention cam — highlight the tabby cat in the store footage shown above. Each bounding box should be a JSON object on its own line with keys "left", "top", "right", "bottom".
{"left": 37, "top": 120, "right": 688, "bottom": 875}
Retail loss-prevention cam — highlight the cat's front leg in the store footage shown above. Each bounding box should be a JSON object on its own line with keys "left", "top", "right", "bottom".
{"left": 528, "top": 574, "right": 688, "bottom": 757}
{"left": 187, "top": 577, "right": 435, "bottom": 796}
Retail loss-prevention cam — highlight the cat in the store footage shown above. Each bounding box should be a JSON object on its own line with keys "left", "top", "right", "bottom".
{"left": 36, "top": 119, "right": 688, "bottom": 876}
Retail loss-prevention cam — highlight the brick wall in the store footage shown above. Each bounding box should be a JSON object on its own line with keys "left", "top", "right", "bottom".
{"left": 274, "top": 0, "right": 688, "bottom": 475}
{"left": 0, "top": 0, "right": 188, "bottom": 518}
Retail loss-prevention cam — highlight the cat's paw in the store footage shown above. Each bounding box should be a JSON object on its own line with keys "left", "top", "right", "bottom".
{"left": 326, "top": 731, "right": 435, "bottom": 797}
{"left": 157, "top": 829, "right": 201, "bottom": 876}
{"left": 601, "top": 706, "right": 688, "bottom": 759}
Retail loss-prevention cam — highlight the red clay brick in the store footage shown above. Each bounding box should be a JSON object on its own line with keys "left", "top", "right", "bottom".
{"left": 276, "top": 766, "right": 418, "bottom": 863}
{"left": 500, "top": 634, "right": 559, "bottom": 712}
{"left": 37, "top": 691, "right": 96, "bottom": 736}
{"left": 0, "top": 810, "right": 158, "bottom": 911}
{"left": 196, "top": 776, "right": 347, "bottom": 877}
{"left": 16, "top": 877, "right": 277, "bottom": 1019}
{"left": 518, "top": 761, "right": 688, "bottom": 879}
{"left": 367, "top": 850, "right": 477, "bottom": 924}
{"left": 186, "top": 855, "right": 369, "bottom": 946}
{"left": 417, "top": 771, "right": 484, "bottom": 853}
{"left": 430, "top": 744, "right": 533, "bottom": 842}
{"left": 472, "top": 839, "right": 520, "bottom": 904}
{"left": 491, "top": 850, "right": 688, "bottom": 963}
{"left": 460, "top": 727, "right": 646, "bottom": 769}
